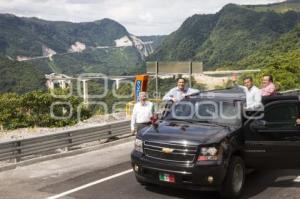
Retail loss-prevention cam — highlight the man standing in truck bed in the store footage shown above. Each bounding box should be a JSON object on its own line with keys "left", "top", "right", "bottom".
{"left": 261, "top": 75, "right": 276, "bottom": 96}
{"left": 162, "top": 78, "right": 199, "bottom": 102}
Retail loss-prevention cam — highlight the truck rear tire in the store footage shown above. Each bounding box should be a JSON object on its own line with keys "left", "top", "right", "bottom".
{"left": 220, "top": 156, "right": 245, "bottom": 199}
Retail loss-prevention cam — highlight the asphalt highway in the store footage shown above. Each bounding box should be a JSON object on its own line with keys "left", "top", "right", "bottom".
{"left": 43, "top": 162, "right": 300, "bottom": 199}
{"left": 0, "top": 140, "right": 299, "bottom": 199}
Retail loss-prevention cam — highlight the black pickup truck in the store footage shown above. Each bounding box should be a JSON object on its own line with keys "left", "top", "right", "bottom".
{"left": 131, "top": 88, "right": 300, "bottom": 199}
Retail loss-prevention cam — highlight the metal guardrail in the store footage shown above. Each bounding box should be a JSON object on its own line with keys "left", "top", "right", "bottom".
{"left": 0, "top": 120, "right": 130, "bottom": 163}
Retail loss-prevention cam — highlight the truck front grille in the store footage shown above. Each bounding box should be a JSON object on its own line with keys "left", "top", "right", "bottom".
{"left": 143, "top": 141, "right": 198, "bottom": 163}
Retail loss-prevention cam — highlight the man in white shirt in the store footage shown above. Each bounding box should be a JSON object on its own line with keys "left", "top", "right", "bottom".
{"left": 240, "top": 77, "right": 262, "bottom": 110}
{"left": 162, "top": 78, "right": 199, "bottom": 102}
{"left": 131, "top": 92, "right": 154, "bottom": 135}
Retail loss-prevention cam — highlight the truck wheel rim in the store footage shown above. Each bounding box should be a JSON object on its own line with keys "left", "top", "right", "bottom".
{"left": 232, "top": 164, "right": 243, "bottom": 193}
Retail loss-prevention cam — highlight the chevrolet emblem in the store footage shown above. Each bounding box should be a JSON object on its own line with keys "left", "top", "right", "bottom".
{"left": 162, "top": 148, "right": 174, "bottom": 154}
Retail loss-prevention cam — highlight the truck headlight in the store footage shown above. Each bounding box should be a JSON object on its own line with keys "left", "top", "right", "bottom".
{"left": 197, "top": 147, "right": 220, "bottom": 161}
{"left": 134, "top": 138, "right": 143, "bottom": 153}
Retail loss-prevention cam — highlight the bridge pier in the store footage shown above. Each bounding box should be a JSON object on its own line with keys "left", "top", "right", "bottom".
{"left": 111, "top": 78, "right": 126, "bottom": 90}
{"left": 82, "top": 80, "right": 88, "bottom": 105}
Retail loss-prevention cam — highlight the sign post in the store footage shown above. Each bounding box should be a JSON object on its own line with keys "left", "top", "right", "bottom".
{"left": 134, "top": 75, "right": 149, "bottom": 102}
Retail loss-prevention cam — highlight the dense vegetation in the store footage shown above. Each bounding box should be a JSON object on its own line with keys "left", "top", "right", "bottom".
{"left": 0, "top": 90, "right": 92, "bottom": 130}
{"left": 0, "top": 56, "right": 46, "bottom": 93}
{"left": 149, "top": 14, "right": 218, "bottom": 62}
{"left": 225, "top": 21, "right": 300, "bottom": 90}
{"left": 150, "top": 3, "right": 300, "bottom": 68}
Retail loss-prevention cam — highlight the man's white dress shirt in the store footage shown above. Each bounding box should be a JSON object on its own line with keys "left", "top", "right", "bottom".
{"left": 240, "top": 85, "right": 262, "bottom": 110}
{"left": 131, "top": 101, "right": 154, "bottom": 131}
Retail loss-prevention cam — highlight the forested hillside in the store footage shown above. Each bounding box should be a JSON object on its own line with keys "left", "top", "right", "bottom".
{"left": 150, "top": 3, "right": 300, "bottom": 69}
{"left": 0, "top": 56, "right": 45, "bottom": 93}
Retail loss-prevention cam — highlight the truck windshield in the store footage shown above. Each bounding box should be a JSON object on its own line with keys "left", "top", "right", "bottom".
{"left": 164, "top": 100, "right": 242, "bottom": 126}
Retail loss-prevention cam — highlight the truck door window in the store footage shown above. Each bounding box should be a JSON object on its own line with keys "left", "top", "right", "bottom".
{"left": 264, "top": 103, "right": 298, "bottom": 128}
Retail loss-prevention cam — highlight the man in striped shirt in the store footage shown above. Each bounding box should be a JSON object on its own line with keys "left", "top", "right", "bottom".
{"left": 261, "top": 75, "right": 276, "bottom": 96}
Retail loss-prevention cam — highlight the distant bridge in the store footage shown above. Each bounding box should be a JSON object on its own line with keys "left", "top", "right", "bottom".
{"left": 203, "top": 69, "right": 261, "bottom": 76}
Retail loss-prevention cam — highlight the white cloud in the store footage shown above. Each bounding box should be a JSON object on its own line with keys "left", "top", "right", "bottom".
{"left": 0, "top": 0, "right": 286, "bottom": 35}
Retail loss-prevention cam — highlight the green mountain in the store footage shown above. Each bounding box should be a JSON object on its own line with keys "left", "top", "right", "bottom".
{"left": 150, "top": 3, "right": 300, "bottom": 69}
{"left": 0, "top": 56, "right": 45, "bottom": 93}
{"left": 0, "top": 14, "right": 149, "bottom": 75}
{"left": 0, "top": 14, "right": 129, "bottom": 57}
{"left": 0, "top": 14, "right": 151, "bottom": 92}
{"left": 149, "top": 14, "right": 218, "bottom": 62}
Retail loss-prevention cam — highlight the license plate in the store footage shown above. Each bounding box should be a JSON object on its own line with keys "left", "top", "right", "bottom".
{"left": 159, "top": 173, "right": 175, "bottom": 183}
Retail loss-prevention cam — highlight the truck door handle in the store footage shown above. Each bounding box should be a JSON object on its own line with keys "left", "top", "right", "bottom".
{"left": 284, "top": 136, "right": 300, "bottom": 141}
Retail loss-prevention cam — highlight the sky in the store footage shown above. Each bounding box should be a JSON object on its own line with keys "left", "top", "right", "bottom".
{"left": 0, "top": 0, "right": 286, "bottom": 35}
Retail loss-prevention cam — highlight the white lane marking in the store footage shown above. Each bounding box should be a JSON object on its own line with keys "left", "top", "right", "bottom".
{"left": 294, "top": 176, "right": 300, "bottom": 182}
{"left": 46, "top": 169, "right": 133, "bottom": 199}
